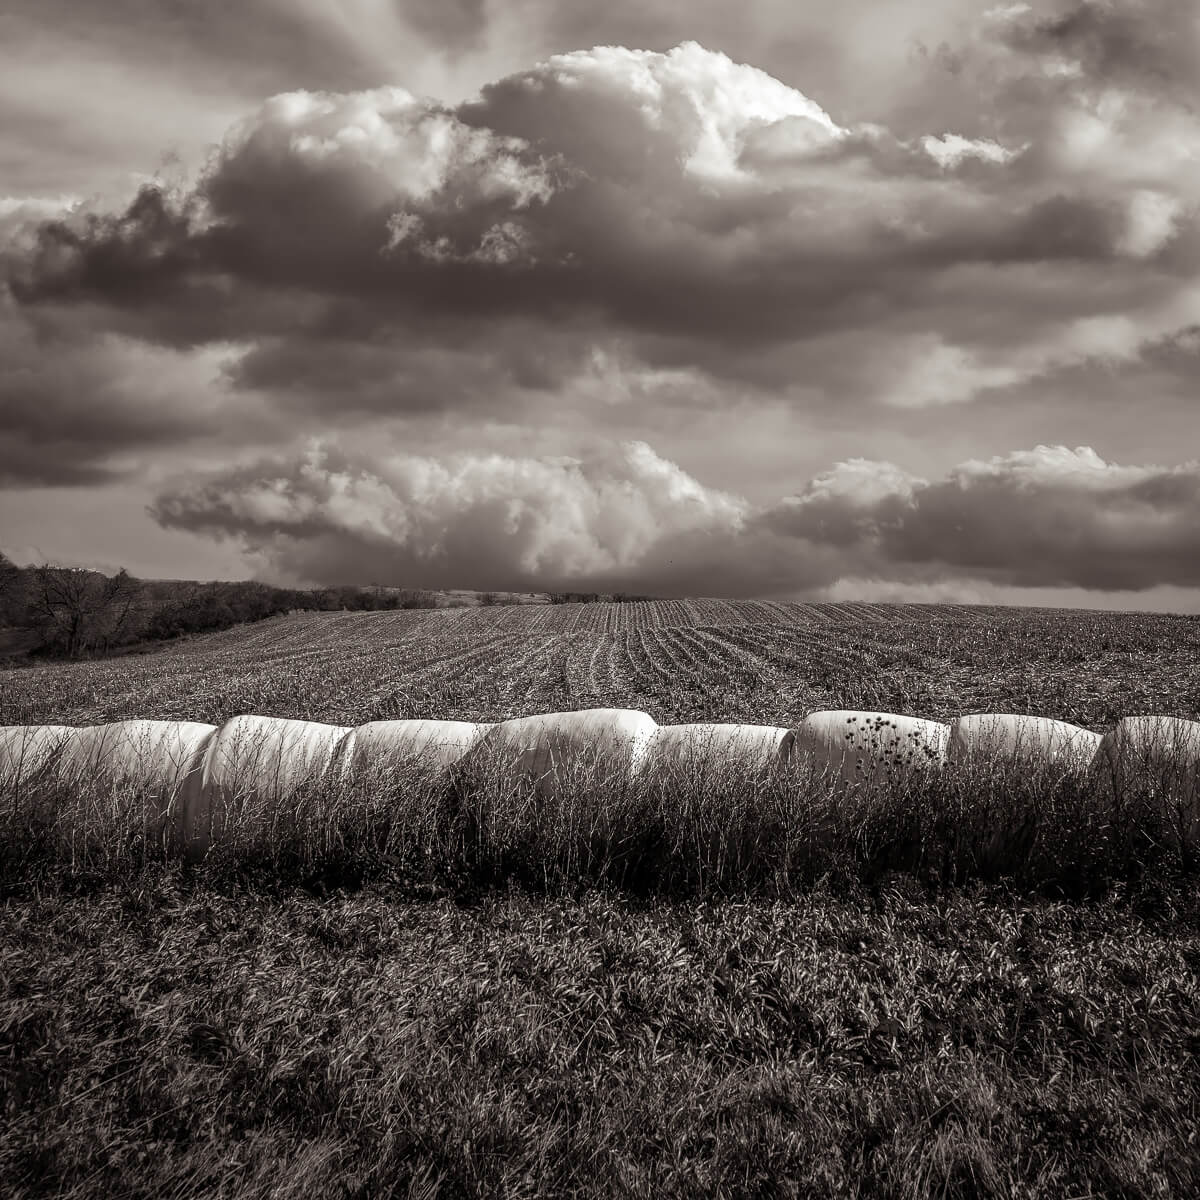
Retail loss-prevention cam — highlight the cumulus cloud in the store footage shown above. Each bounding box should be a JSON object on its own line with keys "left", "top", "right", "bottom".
{"left": 8, "top": 86, "right": 563, "bottom": 321}
{"left": 921, "top": 133, "right": 1022, "bottom": 168}
{"left": 765, "top": 444, "right": 1200, "bottom": 591}
{"left": 151, "top": 438, "right": 1200, "bottom": 596}
{"left": 12, "top": 31, "right": 1194, "bottom": 366}
{"left": 761, "top": 459, "right": 925, "bottom": 546}
{"left": 463, "top": 40, "right": 845, "bottom": 184}
{"left": 151, "top": 439, "right": 765, "bottom": 593}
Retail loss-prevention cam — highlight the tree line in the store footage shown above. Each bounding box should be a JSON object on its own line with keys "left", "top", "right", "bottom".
{"left": 0, "top": 554, "right": 653, "bottom": 660}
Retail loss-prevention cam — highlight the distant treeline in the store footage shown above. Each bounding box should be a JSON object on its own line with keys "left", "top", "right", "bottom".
{"left": 546, "top": 591, "right": 652, "bottom": 605}
{"left": 0, "top": 554, "right": 652, "bottom": 660}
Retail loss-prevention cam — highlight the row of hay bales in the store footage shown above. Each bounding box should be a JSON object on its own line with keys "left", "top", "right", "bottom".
{"left": 2, "top": 709, "right": 1198, "bottom": 858}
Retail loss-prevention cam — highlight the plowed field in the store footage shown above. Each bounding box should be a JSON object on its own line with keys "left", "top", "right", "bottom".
{"left": 3, "top": 599, "right": 1198, "bottom": 731}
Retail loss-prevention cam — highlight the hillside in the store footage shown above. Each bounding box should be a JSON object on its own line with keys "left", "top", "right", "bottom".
{"left": 2, "top": 598, "right": 1198, "bottom": 732}
{"left": 0, "top": 558, "right": 575, "bottom": 663}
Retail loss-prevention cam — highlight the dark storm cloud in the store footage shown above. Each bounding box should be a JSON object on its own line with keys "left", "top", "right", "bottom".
{"left": 1002, "top": 0, "right": 1200, "bottom": 102}
{"left": 8, "top": 186, "right": 206, "bottom": 312}
{"left": 221, "top": 319, "right": 592, "bottom": 417}
{"left": 0, "top": 300, "right": 230, "bottom": 486}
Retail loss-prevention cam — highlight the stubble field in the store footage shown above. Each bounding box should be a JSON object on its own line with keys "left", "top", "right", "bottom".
{"left": 3, "top": 599, "right": 1200, "bottom": 1199}
{"left": 4, "top": 598, "right": 1199, "bottom": 731}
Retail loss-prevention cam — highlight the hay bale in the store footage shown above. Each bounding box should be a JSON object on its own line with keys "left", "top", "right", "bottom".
{"left": 794, "top": 710, "right": 949, "bottom": 787}
{"left": 1090, "top": 715, "right": 1200, "bottom": 800}
{"left": 49, "top": 719, "right": 217, "bottom": 842}
{"left": 641, "top": 723, "right": 795, "bottom": 780}
{"left": 467, "top": 708, "right": 659, "bottom": 789}
{"left": 948, "top": 714, "right": 1101, "bottom": 771}
{"left": 54, "top": 719, "right": 217, "bottom": 788}
{"left": 341, "top": 719, "right": 494, "bottom": 777}
{"left": 178, "top": 715, "right": 352, "bottom": 857}
{"left": 0, "top": 724, "right": 76, "bottom": 790}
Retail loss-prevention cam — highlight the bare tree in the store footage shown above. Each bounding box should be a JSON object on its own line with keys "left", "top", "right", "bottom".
{"left": 28, "top": 565, "right": 144, "bottom": 658}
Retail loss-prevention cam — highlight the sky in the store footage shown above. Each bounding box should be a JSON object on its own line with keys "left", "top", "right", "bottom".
{"left": 2, "top": 0, "right": 1199, "bottom": 609}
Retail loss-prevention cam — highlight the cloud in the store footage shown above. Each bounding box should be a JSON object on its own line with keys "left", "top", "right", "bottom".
{"left": 151, "top": 438, "right": 1200, "bottom": 596}
{"left": 393, "top": 0, "right": 489, "bottom": 53}
{"left": 761, "top": 459, "right": 925, "bottom": 547}
{"left": 13, "top": 34, "right": 1192, "bottom": 362}
{"left": 921, "top": 132, "right": 1022, "bottom": 168}
{"left": 8, "top": 87, "right": 562, "bottom": 321}
{"left": 151, "top": 439, "right": 768, "bottom": 593}
{"left": 997, "top": 0, "right": 1200, "bottom": 103}
{"left": 0, "top": 194, "right": 83, "bottom": 242}
{"left": 765, "top": 444, "right": 1200, "bottom": 590}
{"left": 2, "top": 15, "right": 1198, "bottom": 617}
{"left": 463, "top": 40, "right": 844, "bottom": 183}
{"left": 1117, "top": 188, "right": 1182, "bottom": 258}
{"left": 0, "top": 295, "right": 241, "bottom": 486}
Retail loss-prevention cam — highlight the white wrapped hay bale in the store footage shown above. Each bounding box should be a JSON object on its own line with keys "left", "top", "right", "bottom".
{"left": 179, "top": 715, "right": 352, "bottom": 855}
{"left": 341, "top": 719, "right": 493, "bottom": 778}
{"left": 50, "top": 719, "right": 217, "bottom": 843}
{"left": 948, "top": 714, "right": 1101, "bottom": 771}
{"left": 794, "top": 710, "right": 949, "bottom": 787}
{"left": 0, "top": 725, "right": 77, "bottom": 790}
{"left": 468, "top": 708, "right": 659, "bottom": 789}
{"left": 1090, "top": 716, "right": 1200, "bottom": 801}
{"left": 54, "top": 719, "right": 217, "bottom": 789}
{"left": 641, "top": 723, "right": 796, "bottom": 780}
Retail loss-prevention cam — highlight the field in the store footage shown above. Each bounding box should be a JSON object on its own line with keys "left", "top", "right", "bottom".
{"left": 4, "top": 599, "right": 1200, "bottom": 1199}
{"left": 4, "top": 598, "right": 1199, "bottom": 731}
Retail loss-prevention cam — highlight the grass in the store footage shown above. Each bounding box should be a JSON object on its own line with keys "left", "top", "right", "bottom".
{"left": 3, "top": 737, "right": 1198, "bottom": 901}
{"left": 4, "top": 600, "right": 1200, "bottom": 1196}
{"left": 5, "top": 744, "right": 1199, "bottom": 1198}
{"left": 4, "top": 871, "right": 1199, "bottom": 1198}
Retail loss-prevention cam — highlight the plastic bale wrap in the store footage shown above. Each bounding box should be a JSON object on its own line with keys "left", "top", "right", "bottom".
{"left": 640, "top": 723, "right": 796, "bottom": 781}
{"left": 1090, "top": 716, "right": 1200, "bottom": 863}
{"left": 467, "top": 708, "right": 660, "bottom": 792}
{"left": 0, "top": 725, "right": 77, "bottom": 795}
{"left": 178, "top": 715, "right": 353, "bottom": 859}
{"left": 794, "top": 710, "right": 950, "bottom": 789}
{"left": 52, "top": 719, "right": 218, "bottom": 843}
{"left": 341, "top": 719, "right": 494, "bottom": 779}
{"left": 948, "top": 714, "right": 1101, "bottom": 771}
{"left": 457, "top": 710, "right": 660, "bottom": 879}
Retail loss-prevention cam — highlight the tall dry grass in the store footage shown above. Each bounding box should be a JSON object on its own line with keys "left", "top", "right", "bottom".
{"left": 3, "top": 723, "right": 1198, "bottom": 897}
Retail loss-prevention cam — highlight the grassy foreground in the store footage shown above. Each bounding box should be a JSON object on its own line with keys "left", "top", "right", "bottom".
{"left": 3, "top": 869, "right": 1199, "bottom": 1199}
{"left": 4, "top": 753, "right": 1200, "bottom": 1197}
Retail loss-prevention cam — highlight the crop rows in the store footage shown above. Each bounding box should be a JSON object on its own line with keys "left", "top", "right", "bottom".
{"left": 3, "top": 601, "right": 1199, "bottom": 732}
